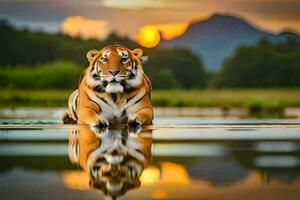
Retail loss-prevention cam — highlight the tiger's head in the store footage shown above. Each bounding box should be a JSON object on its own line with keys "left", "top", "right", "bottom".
{"left": 85, "top": 44, "right": 148, "bottom": 93}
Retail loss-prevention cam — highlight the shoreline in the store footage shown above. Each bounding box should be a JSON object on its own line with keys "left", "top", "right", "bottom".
{"left": 1, "top": 106, "right": 300, "bottom": 119}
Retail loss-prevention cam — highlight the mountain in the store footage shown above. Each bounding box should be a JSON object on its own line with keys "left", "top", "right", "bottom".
{"left": 160, "top": 14, "right": 300, "bottom": 71}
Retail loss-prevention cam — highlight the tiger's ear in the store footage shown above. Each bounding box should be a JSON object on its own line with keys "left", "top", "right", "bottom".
{"left": 86, "top": 50, "right": 99, "bottom": 62}
{"left": 133, "top": 48, "right": 148, "bottom": 64}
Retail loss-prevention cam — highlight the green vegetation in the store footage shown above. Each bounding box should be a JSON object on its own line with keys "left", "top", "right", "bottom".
{"left": 0, "top": 21, "right": 206, "bottom": 89}
{"left": 0, "top": 61, "right": 83, "bottom": 89}
{"left": 152, "top": 89, "right": 300, "bottom": 107}
{"left": 1, "top": 89, "right": 300, "bottom": 109}
{"left": 213, "top": 38, "right": 300, "bottom": 87}
{"left": 144, "top": 48, "right": 206, "bottom": 88}
{"left": 0, "top": 20, "right": 136, "bottom": 67}
{"left": 2, "top": 21, "right": 300, "bottom": 90}
{"left": 1, "top": 21, "right": 300, "bottom": 116}
{"left": 0, "top": 90, "right": 71, "bottom": 107}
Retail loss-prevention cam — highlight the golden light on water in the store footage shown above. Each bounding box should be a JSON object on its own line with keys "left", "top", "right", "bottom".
{"left": 140, "top": 166, "right": 160, "bottom": 183}
{"left": 137, "top": 26, "right": 161, "bottom": 48}
{"left": 62, "top": 171, "right": 89, "bottom": 190}
{"left": 160, "top": 162, "right": 190, "bottom": 184}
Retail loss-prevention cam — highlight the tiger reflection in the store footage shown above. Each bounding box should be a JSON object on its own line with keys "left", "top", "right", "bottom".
{"left": 68, "top": 127, "right": 152, "bottom": 199}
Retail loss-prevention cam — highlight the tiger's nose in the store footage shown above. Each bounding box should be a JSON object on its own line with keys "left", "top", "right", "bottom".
{"left": 109, "top": 70, "right": 121, "bottom": 76}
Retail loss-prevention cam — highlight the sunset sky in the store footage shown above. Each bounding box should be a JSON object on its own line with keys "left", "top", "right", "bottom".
{"left": 1, "top": 0, "right": 300, "bottom": 44}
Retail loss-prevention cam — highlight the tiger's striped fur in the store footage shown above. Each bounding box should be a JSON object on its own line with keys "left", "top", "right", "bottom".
{"left": 63, "top": 44, "right": 153, "bottom": 127}
{"left": 68, "top": 127, "right": 152, "bottom": 198}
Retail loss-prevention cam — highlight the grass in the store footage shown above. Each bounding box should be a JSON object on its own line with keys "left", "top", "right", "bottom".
{"left": 1, "top": 88, "right": 300, "bottom": 110}
{"left": 1, "top": 88, "right": 300, "bottom": 117}
{"left": 0, "top": 61, "right": 82, "bottom": 89}
{"left": 152, "top": 89, "right": 300, "bottom": 107}
{"left": 0, "top": 89, "right": 71, "bottom": 107}
{"left": 152, "top": 89, "right": 300, "bottom": 117}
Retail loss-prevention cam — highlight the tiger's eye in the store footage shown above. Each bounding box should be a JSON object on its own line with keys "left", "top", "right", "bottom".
{"left": 121, "top": 57, "right": 128, "bottom": 63}
{"left": 100, "top": 57, "right": 107, "bottom": 63}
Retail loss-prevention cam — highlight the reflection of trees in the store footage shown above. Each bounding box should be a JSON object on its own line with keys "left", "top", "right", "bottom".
{"left": 229, "top": 141, "right": 300, "bottom": 184}
{"left": 150, "top": 140, "right": 300, "bottom": 186}
{"left": 178, "top": 141, "right": 300, "bottom": 185}
{"left": 68, "top": 127, "right": 152, "bottom": 200}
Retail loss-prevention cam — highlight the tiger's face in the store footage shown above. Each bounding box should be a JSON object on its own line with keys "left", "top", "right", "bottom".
{"left": 86, "top": 44, "right": 148, "bottom": 93}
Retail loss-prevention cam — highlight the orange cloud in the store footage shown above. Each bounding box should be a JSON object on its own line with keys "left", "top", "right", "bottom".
{"left": 61, "top": 16, "right": 190, "bottom": 48}
{"left": 152, "top": 22, "right": 190, "bottom": 40}
{"left": 138, "top": 22, "right": 189, "bottom": 40}
{"left": 61, "top": 16, "right": 111, "bottom": 40}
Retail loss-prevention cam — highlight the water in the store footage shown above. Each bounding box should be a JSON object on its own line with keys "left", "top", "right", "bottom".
{"left": 1, "top": 117, "right": 300, "bottom": 200}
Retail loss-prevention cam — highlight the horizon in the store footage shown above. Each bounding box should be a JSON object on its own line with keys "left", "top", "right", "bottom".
{"left": 1, "top": 0, "right": 300, "bottom": 47}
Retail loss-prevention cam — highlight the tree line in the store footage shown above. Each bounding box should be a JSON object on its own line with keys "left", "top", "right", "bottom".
{"left": 213, "top": 38, "right": 300, "bottom": 87}
{"left": 0, "top": 20, "right": 205, "bottom": 89}
{"left": 0, "top": 20, "right": 300, "bottom": 89}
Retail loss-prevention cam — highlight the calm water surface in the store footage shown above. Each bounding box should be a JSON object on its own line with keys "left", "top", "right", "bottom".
{"left": 1, "top": 117, "right": 300, "bottom": 200}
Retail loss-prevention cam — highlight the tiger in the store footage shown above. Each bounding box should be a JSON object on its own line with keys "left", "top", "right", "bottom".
{"left": 68, "top": 127, "right": 152, "bottom": 199}
{"left": 63, "top": 44, "right": 153, "bottom": 128}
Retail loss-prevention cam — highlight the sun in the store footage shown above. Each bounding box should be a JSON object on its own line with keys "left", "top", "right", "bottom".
{"left": 137, "top": 26, "right": 161, "bottom": 48}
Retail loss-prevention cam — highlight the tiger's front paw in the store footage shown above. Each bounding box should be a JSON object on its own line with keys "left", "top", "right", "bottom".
{"left": 90, "top": 125, "right": 109, "bottom": 136}
{"left": 128, "top": 115, "right": 142, "bottom": 127}
{"left": 91, "top": 116, "right": 109, "bottom": 129}
{"left": 128, "top": 115, "right": 142, "bottom": 135}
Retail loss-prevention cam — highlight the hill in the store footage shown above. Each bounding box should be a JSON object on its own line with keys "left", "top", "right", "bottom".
{"left": 160, "top": 14, "right": 300, "bottom": 70}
